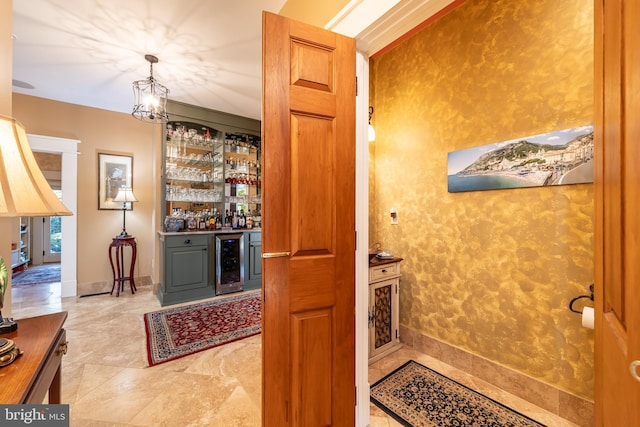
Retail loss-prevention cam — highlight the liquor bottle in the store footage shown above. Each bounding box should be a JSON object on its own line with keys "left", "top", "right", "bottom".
{"left": 224, "top": 210, "right": 231, "bottom": 228}
{"left": 239, "top": 209, "right": 246, "bottom": 228}
{"left": 187, "top": 212, "right": 197, "bottom": 230}
{"left": 208, "top": 208, "right": 217, "bottom": 230}
{"left": 197, "top": 211, "right": 206, "bottom": 230}
{"left": 232, "top": 211, "right": 238, "bottom": 229}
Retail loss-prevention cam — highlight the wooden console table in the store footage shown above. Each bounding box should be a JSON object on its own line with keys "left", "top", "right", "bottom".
{"left": 0, "top": 311, "right": 68, "bottom": 403}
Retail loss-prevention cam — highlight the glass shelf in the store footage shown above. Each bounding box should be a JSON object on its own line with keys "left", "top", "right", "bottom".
{"left": 162, "top": 122, "right": 261, "bottom": 232}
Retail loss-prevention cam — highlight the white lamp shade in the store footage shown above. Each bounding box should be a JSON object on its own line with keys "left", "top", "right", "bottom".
{"left": 0, "top": 115, "right": 72, "bottom": 217}
{"left": 113, "top": 188, "right": 138, "bottom": 203}
{"left": 368, "top": 124, "right": 376, "bottom": 142}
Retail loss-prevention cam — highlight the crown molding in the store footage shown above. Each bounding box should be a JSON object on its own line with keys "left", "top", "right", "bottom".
{"left": 327, "top": 0, "right": 456, "bottom": 56}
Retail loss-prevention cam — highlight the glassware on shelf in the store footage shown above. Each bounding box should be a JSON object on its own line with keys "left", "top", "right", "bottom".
{"left": 225, "top": 195, "right": 248, "bottom": 204}
{"left": 166, "top": 185, "right": 222, "bottom": 203}
{"left": 164, "top": 124, "right": 261, "bottom": 229}
{"left": 166, "top": 165, "right": 220, "bottom": 182}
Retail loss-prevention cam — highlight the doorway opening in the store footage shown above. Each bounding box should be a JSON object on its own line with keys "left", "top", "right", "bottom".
{"left": 21, "top": 134, "right": 78, "bottom": 297}
{"left": 32, "top": 164, "right": 63, "bottom": 267}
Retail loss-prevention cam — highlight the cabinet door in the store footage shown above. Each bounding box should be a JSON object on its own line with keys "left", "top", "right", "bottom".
{"left": 369, "top": 278, "right": 399, "bottom": 359}
{"left": 248, "top": 240, "right": 262, "bottom": 280}
{"left": 165, "top": 245, "right": 209, "bottom": 292}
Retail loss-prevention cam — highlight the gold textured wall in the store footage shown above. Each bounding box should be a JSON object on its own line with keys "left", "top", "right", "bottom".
{"left": 370, "top": 0, "right": 594, "bottom": 398}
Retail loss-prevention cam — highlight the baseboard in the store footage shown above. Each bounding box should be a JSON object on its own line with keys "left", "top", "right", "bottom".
{"left": 400, "top": 325, "right": 594, "bottom": 427}
{"left": 77, "top": 276, "right": 152, "bottom": 297}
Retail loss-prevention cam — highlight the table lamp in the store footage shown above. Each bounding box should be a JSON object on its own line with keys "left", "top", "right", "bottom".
{"left": 113, "top": 187, "right": 138, "bottom": 238}
{"left": 0, "top": 115, "right": 72, "bottom": 336}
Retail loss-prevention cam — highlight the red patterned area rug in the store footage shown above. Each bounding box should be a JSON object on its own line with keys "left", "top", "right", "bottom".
{"left": 371, "top": 360, "right": 546, "bottom": 427}
{"left": 144, "top": 291, "right": 261, "bottom": 366}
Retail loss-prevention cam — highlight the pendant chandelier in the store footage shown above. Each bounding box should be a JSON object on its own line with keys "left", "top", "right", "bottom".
{"left": 132, "top": 54, "right": 169, "bottom": 123}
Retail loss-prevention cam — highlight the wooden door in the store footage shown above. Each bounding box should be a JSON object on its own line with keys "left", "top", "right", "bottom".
{"left": 594, "top": 0, "right": 640, "bottom": 425}
{"left": 261, "top": 11, "right": 356, "bottom": 427}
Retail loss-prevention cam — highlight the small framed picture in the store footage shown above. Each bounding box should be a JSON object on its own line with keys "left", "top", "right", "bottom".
{"left": 98, "top": 153, "right": 133, "bottom": 210}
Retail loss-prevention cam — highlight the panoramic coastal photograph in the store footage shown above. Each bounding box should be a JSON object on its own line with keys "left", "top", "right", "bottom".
{"left": 447, "top": 124, "right": 594, "bottom": 193}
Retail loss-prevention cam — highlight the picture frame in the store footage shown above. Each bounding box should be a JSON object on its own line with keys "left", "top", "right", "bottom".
{"left": 447, "top": 124, "right": 594, "bottom": 193}
{"left": 98, "top": 153, "right": 133, "bottom": 210}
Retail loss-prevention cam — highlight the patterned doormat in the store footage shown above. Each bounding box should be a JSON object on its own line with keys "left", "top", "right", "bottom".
{"left": 144, "top": 291, "right": 261, "bottom": 366}
{"left": 370, "top": 360, "right": 546, "bottom": 427}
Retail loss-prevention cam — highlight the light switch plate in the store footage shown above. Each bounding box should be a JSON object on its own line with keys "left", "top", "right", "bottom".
{"left": 390, "top": 208, "right": 398, "bottom": 225}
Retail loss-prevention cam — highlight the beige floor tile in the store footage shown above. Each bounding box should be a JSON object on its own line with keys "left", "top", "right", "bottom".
{"left": 205, "top": 386, "right": 261, "bottom": 427}
{"left": 72, "top": 367, "right": 178, "bottom": 423}
{"left": 128, "top": 371, "right": 238, "bottom": 426}
{"left": 12, "top": 282, "right": 578, "bottom": 426}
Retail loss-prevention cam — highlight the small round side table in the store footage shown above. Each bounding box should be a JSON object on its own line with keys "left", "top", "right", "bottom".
{"left": 108, "top": 236, "right": 137, "bottom": 297}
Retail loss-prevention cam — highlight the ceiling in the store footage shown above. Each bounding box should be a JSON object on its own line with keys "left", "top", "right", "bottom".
{"left": 11, "top": 0, "right": 454, "bottom": 122}
{"left": 11, "top": 0, "right": 288, "bottom": 121}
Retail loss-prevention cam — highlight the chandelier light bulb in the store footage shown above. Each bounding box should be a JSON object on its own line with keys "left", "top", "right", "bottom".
{"left": 144, "top": 94, "right": 159, "bottom": 109}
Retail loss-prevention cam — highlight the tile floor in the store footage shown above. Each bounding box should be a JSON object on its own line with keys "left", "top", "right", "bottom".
{"left": 10, "top": 282, "right": 578, "bottom": 426}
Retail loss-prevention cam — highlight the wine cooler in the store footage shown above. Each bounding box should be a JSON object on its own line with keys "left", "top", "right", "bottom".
{"left": 215, "top": 233, "right": 244, "bottom": 295}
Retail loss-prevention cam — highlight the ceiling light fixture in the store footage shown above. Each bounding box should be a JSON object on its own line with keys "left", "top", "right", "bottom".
{"left": 132, "top": 54, "right": 169, "bottom": 123}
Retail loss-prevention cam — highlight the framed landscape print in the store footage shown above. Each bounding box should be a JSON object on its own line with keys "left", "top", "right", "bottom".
{"left": 447, "top": 124, "right": 594, "bottom": 193}
{"left": 98, "top": 153, "right": 133, "bottom": 210}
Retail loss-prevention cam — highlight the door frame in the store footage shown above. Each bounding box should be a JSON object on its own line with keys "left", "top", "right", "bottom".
{"left": 325, "top": 1, "right": 460, "bottom": 424}
{"left": 26, "top": 134, "right": 79, "bottom": 297}
{"left": 354, "top": 51, "right": 371, "bottom": 426}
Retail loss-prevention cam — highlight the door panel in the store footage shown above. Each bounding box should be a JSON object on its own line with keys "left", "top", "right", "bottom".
{"left": 262, "top": 11, "right": 356, "bottom": 427}
{"left": 290, "top": 114, "right": 334, "bottom": 256}
{"left": 594, "top": 0, "right": 640, "bottom": 424}
{"left": 291, "top": 309, "right": 332, "bottom": 426}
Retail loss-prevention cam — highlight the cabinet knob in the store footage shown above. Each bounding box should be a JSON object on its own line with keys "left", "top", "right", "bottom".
{"left": 184, "top": 239, "right": 192, "bottom": 244}
{"left": 57, "top": 340, "right": 69, "bottom": 356}
{"left": 381, "top": 269, "right": 387, "bottom": 273}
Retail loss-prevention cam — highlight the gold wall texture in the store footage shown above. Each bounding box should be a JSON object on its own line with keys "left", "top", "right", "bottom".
{"left": 370, "top": 0, "right": 594, "bottom": 398}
